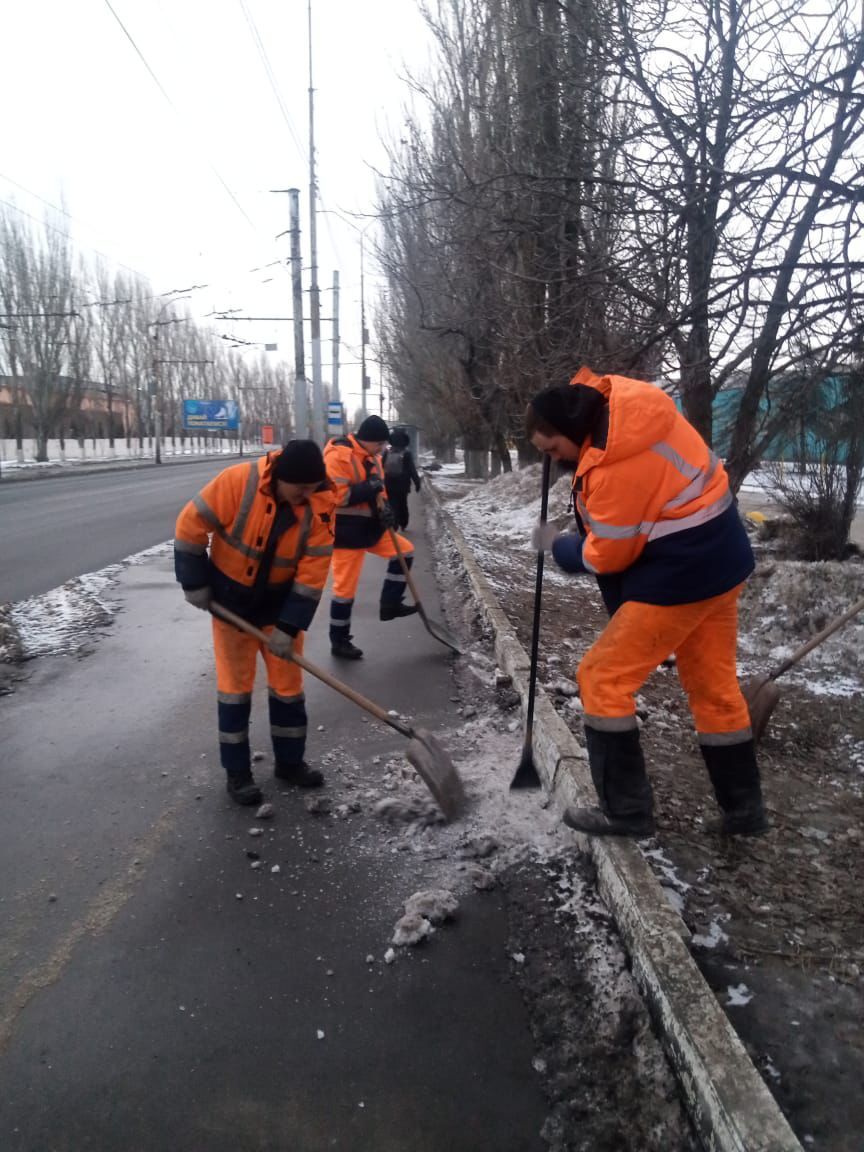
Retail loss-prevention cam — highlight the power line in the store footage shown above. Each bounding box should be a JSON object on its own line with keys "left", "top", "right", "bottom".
{"left": 0, "top": 190, "right": 157, "bottom": 285}
{"left": 102, "top": 0, "right": 257, "bottom": 232}
{"left": 236, "top": 1, "right": 347, "bottom": 275}
{"left": 238, "top": 0, "right": 308, "bottom": 167}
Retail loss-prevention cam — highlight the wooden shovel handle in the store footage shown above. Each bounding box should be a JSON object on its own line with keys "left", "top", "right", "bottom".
{"left": 770, "top": 592, "right": 864, "bottom": 681}
{"left": 387, "top": 526, "right": 430, "bottom": 626}
{"left": 209, "top": 601, "right": 413, "bottom": 739}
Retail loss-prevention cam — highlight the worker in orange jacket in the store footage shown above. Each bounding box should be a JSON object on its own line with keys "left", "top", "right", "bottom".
{"left": 527, "top": 367, "right": 767, "bottom": 838}
{"left": 174, "top": 441, "right": 336, "bottom": 804}
{"left": 323, "top": 414, "right": 418, "bottom": 660}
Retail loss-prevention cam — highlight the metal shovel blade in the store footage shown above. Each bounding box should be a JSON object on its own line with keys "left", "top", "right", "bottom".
{"left": 417, "top": 606, "right": 464, "bottom": 655}
{"left": 406, "top": 728, "right": 466, "bottom": 821}
{"left": 742, "top": 675, "right": 783, "bottom": 744}
{"left": 387, "top": 527, "right": 465, "bottom": 654}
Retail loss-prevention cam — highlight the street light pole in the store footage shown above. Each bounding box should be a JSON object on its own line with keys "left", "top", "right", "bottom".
{"left": 307, "top": 0, "right": 324, "bottom": 445}
{"left": 148, "top": 296, "right": 190, "bottom": 465}
{"left": 360, "top": 234, "right": 368, "bottom": 420}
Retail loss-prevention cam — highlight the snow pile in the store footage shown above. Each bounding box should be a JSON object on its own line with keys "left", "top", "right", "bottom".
{"left": 6, "top": 569, "right": 119, "bottom": 660}
{"left": 1, "top": 542, "right": 172, "bottom": 663}
{"left": 740, "top": 559, "right": 864, "bottom": 689}
{"left": 445, "top": 463, "right": 575, "bottom": 548}
{"left": 391, "top": 888, "right": 459, "bottom": 948}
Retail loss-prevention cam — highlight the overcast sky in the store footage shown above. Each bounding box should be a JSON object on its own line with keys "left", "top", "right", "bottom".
{"left": 0, "top": 0, "right": 433, "bottom": 416}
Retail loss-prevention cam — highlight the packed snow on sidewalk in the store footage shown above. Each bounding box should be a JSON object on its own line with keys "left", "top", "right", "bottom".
{"left": 0, "top": 542, "right": 173, "bottom": 686}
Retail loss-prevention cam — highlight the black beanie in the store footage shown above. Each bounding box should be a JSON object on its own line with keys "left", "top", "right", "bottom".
{"left": 356, "top": 414, "right": 390, "bottom": 442}
{"left": 273, "top": 440, "right": 327, "bottom": 483}
{"left": 530, "top": 384, "right": 606, "bottom": 443}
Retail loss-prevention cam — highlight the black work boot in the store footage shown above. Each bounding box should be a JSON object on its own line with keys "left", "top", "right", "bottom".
{"left": 702, "top": 740, "right": 769, "bottom": 836}
{"left": 563, "top": 726, "right": 655, "bottom": 837}
{"left": 331, "top": 636, "right": 364, "bottom": 659}
{"left": 225, "top": 773, "right": 263, "bottom": 806}
{"left": 274, "top": 761, "right": 324, "bottom": 788}
{"left": 379, "top": 601, "right": 419, "bottom": 621}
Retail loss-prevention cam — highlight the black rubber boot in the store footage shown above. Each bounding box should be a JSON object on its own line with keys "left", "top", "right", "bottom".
{"left": 331, "top": 636, "right": 364, "bottom": 659}
{"left": 274, "top": 761, "right": 324, "bottom": 788}
{"left": 379, "top": 601, "right": 419, "bottom": 621}
{"left": 702, "top": 740, "right": 769, "bottom": 836}
{"left": 563, "top": 726, "right": 655, "bottom": 837}
{"left": 225, "top": 774, "right": 263, "bottom": 806}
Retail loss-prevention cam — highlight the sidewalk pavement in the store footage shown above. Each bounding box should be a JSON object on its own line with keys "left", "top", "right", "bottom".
{"left": 428, "top": 482, "right": 804, "bottom": 1152}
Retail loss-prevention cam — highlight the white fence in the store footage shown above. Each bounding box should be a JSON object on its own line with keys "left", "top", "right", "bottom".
{"left": 0, "top": 437, "right": 262, "bottom": 469}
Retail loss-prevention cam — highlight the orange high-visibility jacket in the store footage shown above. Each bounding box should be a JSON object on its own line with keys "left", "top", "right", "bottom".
{"left": 553, "top": 367, "right": 753, "bottom": 606}
{"left": 323, "top": 434, "right": 388, "bottom": 549}
{"left": 174, "top": 452, "right": 335, "bottom": 630}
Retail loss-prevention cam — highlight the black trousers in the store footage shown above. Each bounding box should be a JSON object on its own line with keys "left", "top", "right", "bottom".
{"left": 389, "top": 486, "right": 411, "bottom": 529}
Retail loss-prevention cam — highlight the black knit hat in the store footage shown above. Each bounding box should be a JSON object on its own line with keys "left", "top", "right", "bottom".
{"left": 530, "top": 384, "right": 606, "bottom": 443}
{"left": 356, "top": 414, "right": 390, "bottom": 442}
{"left": 273, "top": 440, "right": 327, "bottom": 483}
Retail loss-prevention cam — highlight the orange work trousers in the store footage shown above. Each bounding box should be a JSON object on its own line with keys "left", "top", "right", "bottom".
{"left": 331, "top": 531, "right": 413, "bottom": 600}
{"left": 212, "top": 616, "right": 305, "bottom": 700}
{"left": 577, "top": 583, "right": 752, "bottom": 743}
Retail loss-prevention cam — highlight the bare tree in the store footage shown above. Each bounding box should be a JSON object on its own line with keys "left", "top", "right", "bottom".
{"left": 608, "top": 0, "right": 864, "bottom": 487}
{"left": 0, "top": 204, "right": 79, "bottom": 461}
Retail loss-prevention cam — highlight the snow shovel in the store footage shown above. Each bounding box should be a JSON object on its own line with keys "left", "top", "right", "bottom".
{"left": 386, "top": 527, "right": 464, "bottom": 654}
{"left": 510, "top": 454, "right": 551, "bottom": 789}
{"left": 743, "top": 591, "right": 864, "bottom": 742}
{"left": 209, "top": 601, "right": 466, "bottom": 820}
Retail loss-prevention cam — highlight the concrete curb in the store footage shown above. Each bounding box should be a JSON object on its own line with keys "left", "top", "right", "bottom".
{"left": 428, "top": 481, "right": 803, "bottom": 1152}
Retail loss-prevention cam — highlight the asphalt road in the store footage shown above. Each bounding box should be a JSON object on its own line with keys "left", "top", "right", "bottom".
{"left": 0, "top": 458, "right": 236, "bottom": 604}
{"left": 0, "top": 484, "right": 550, "bottom": 1151}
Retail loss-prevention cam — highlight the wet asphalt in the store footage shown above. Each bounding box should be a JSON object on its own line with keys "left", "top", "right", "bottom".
{"left": 0, "top": 485, "right": 548, "bottom": 1151}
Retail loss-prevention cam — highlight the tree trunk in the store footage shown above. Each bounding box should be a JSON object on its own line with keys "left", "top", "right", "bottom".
{"left": 516, "top": 438, "right": 540, "bottom": 467}
{"left": 464, "top": 448, "right": 489, "bottom": 479}
{"left": 493, "top": 430, "right": 512, "bottom": 473}
{"left": 107, "top": 390, "right": 115, "bottom": 450}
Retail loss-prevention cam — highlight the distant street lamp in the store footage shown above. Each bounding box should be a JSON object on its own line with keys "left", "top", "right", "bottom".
{"left": 147, "top": 297, "right": 191, "bottom": 465}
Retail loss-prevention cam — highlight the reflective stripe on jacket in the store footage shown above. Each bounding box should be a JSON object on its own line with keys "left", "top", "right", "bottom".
{"left": 173, "top": 452, "right": 335, "bottom": 629}
{"left": 565, "top": 367, "right": 753, "bottom": 607}
{"left": 323, "top": 434, "right": 387, "bottom": 549}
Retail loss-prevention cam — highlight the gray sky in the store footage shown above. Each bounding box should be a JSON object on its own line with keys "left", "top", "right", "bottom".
{"left": 0, "top": 0, "right": 433, "bottom": 416}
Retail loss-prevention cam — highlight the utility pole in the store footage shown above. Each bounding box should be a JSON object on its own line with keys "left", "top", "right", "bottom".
{"left": 307, "top": 0, "right": 324, "bottom": 444}
{"left": 148, "top": 297, "right": 190, "bottom": 465}
{"left": 331, "top": 270, "right": 340, "bottom": 402}
{"left": 288, "top": 188, "right": 309, "bottom": 438}
{"left": 360, "top": 234, "right": 368, "bottom": 420}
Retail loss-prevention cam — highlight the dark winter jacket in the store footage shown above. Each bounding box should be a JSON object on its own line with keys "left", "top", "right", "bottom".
{"left": 382, "top": 445, "right": 421, "bottom": 495}
{"left": 323, "top": 434, "right": 389, "bottom": 549}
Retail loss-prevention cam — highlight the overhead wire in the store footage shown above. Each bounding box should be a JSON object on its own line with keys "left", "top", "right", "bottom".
{"left": 102, "top": 0, "right": 257, "bottom": 232}
{"left": 237, "top": 0, "right": 307, "bottom": 168}
{"left": 236, "top": 0, "right": 350, "bottom": 279}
